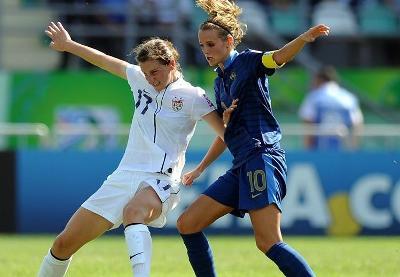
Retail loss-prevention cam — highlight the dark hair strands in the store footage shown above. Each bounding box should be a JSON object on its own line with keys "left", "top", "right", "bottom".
{"left": 131, "top": 37, "right": 181, "bottom": 71}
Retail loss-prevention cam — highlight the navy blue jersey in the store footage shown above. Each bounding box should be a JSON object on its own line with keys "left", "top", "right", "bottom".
{"left": 215, "top": 49, "right": 282, "bottom": 167}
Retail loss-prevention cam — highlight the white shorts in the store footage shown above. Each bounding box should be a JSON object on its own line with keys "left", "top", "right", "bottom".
{"left": 81, "top": 170, "right": 180, "bottom": 229}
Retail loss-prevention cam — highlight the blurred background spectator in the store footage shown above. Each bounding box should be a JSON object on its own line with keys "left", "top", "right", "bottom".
{"left": 298, "top": 66, "right": 364, "bottom": 150}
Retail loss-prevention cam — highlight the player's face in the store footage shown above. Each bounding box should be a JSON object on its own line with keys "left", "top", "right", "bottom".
{"left": 198, "top": 29, "right": 231, "bottom": 68}
{"left": 140, "top": 59, "right": 175, "bottom": 92}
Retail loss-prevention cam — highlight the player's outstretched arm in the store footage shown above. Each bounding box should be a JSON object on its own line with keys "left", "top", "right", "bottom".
{"left": 203, "top": 110, "right": 226, "bottom": 141}
{"left": 182, "top": 136, "right": 226, "bottom": 186}
{"left": 182, "top": 111, "right": 227, "bottom": 186}
{"left": 271, "top": 24, "right": 330, "bottom": 66}
{"left": 45, "top": 21, "right": 129, "bottom": 79}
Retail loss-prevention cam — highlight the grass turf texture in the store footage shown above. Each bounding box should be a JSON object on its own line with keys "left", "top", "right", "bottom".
{"left": 0, "top": 235, "right": 399, "bottom": 276}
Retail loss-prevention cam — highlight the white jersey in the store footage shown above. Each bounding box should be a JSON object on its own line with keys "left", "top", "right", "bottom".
{"left": 115, "top": 64, "right": 215, "bottom": 181}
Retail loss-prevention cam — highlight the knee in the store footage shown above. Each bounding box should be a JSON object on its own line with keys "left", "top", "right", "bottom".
{"left": 52, "top": 233, "right": 73, "bottom": 258}
{"left": 176, "top": 213, "right": 187, "bottom": 233}
{"left": 123, "top": 204, "right": 146, "bottom": 223}
{"left": 255, "top": 235, "right": 280, "bottom": 254}
{"left": 176, "top": 212, "right": 194, "bottom": 234}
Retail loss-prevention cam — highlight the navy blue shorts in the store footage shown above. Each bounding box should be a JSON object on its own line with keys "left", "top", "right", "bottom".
{"left": 203, "top": 150, "right": 287, "bottom": 218}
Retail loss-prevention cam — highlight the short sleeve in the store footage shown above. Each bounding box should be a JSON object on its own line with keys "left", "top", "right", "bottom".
{"left": 214, "top": 80, "right": 224, "bottom": 117}
{"left": 191, "top": 88, "right": 216, "bottom": 121}
{"left": 242, "top": 50, "right": 275, "bottom": 77}
{"left": 254, "top": 52, "right": 275, "bottom": 77}
{"left": 126, "top": 64, "right": 145, "bottom": 92}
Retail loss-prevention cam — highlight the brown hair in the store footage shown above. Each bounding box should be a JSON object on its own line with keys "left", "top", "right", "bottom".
{"left": 315, "top": 65, "right": 338, "bottom": 83}
{"left": 132, "top": 37, "right": 181, "bottom": 71}
{"left": 196, "top": 0, "right": 246, "bottom": 47}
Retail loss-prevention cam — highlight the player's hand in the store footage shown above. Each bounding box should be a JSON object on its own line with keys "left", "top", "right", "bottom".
{"left": 182, "top": 168, "right": 202, "bottom": 186}
{"left": 45, "top": 22, "right": 72, "bottom": 52}
{"left": 222, "top": 99, "right": 238, "bottom": 127}
{"left": 300, "top": 24, "right": 330, "bottom": 42}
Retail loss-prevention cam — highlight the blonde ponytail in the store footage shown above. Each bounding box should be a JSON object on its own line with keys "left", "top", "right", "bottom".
{"left": 196, "top": 0, "right": 246, "bottom": 46}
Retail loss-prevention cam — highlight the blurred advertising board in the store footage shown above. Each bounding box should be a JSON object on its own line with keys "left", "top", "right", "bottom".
{"left": 13, "top": 150, "right": 400, "bottom": 235}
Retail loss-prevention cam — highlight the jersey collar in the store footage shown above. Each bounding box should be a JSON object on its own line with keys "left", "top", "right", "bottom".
{"left": 153, "top": 73, "right": 182, "bottom": 94}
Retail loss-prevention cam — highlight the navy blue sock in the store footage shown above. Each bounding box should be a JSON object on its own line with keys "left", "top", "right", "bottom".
{"left": 266, "top": 242, "right": 315, "bottom": 277}
{"left": 180, "top": 232, "right": 216, "bottom": 277}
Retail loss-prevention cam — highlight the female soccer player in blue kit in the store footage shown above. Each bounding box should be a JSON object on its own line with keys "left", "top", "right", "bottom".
{"left": 177, "top": 1, "right": 330, "bottom": 276}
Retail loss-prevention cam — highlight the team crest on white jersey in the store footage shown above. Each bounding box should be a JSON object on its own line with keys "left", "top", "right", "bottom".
{"left": 172, "top": 97, "right": 184, "bottom": 112}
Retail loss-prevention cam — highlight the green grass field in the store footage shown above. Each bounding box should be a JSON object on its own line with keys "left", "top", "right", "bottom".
{"left": 1, "top": 235, "right": 399, "bottom": 276}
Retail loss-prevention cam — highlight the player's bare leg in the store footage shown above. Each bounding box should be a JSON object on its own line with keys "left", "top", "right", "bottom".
{"left": 177, "top": 195, "right": 233, "bottom": 277}
{"left": 38, "top": 207, "right": 113, "bottom": 277}
{"left": 122, "top": 186, "right": 163, "bottom": 277}
{"left": 177, "top": 194, "right": 233, "bottom": 234}
{"left": 250, "top": 204, "right": 315, "bottom": 276}
{"left": 249, "top": 204, "right": 282, "bottom": 252}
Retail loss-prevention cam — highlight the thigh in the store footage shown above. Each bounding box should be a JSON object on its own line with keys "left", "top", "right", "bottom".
{"left": 178, "top": 194, "right": 233, "bottom": 234}
{"left": 54, "top": 207, "right": 113, "bottom": 256}
{"left": 249, "top": 204, "right": 282, "bottom": 252}
{"left": 144, "top": 178, "right": 181, "bottom": 228}
{"left": 81, "top": 170, "right": 136, "bottom": 229}
{"left": 123, "top": 186, "right": 163, "bottom": 225}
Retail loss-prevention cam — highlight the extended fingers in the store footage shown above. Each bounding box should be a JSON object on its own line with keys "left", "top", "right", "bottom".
{"left": 221, "top": 102, "right": 228, "bottom": 110}
{"left": 230, "top": 99, "right": 239, "bottom": 109}
{"left": 57, "top": 22, "right": 68, "bottom": 34}
{"left": 228, "top": 101, "right": 238, "bottom": 112}
{"left": 46, "top": 25, "right": 56, "bottom": 35}
{"left": 44, "top": 30, "right": 53, "bottom": 38}
{"left": 222, "top": 99, "right": 239, "bottom": 113}
{"left": 46, "top": 21, "right": 62, "bottom": 37}
{"left": 50, "top": 21, "right": 61, "bottom": 32}
{"left": 46, "top": 22, "right": 60, "bottom": 39}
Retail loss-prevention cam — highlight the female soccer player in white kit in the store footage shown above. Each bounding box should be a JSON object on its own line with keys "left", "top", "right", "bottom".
{"left": 38, "top": 22, "right": 225, "bottom": 277}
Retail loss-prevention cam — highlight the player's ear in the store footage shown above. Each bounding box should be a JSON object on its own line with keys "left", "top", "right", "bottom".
{"left": 226, "top": 35, "right": 234, "bottom": 48}
{"left": 168, "top": 59, "right": 176, "bottom": 69}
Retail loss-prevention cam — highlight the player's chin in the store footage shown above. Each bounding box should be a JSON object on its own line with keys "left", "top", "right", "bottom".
{"left": 207, "top": 60, "right": 217, "bottom": 67}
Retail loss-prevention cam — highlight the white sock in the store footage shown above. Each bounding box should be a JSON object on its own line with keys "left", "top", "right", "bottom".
{"left": 124, "top": 224, "right": 152, "bottom": 277}
{"left": 37, "top": 249, "right": 71, "bottom": 277}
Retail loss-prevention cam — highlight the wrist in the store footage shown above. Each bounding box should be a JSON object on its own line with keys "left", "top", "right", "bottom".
{"left": 299, "top": 32, "right": 313, "bottom": 43}
{"left": 64, "top": 40, "right": 76, "bottom": 52}
{"left": 64, "top": 40, "right": 74, "bottom": 52}
{"left": 196, "top": 164, "right": 206, "bottom": 173}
